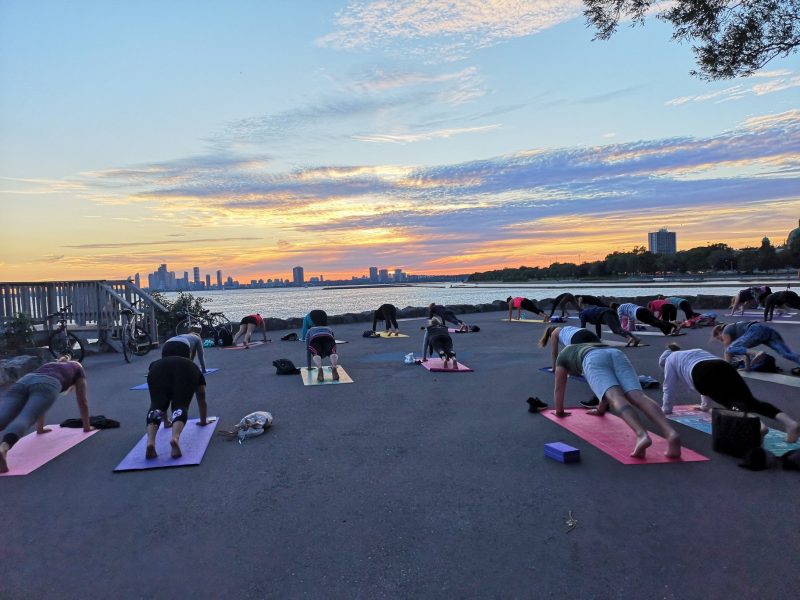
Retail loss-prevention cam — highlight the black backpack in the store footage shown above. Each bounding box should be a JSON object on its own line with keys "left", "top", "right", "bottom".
{"left": 273, "top": 358, "right": 300, "bottom": 375}
{"left": 216, "top": 327, "right": 233, "bottom": 347}
{"left": 750, "top": 353, "right": 779, "bottom": 373}
{"left": 281, "top": 332, "right": 299, "bottom": 341}
{"left": 60, "top": 415, "right": 120, "bottom": 429}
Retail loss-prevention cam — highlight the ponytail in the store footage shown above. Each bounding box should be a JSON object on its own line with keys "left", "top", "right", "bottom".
{"left": 538, "top": 325, "right": 556, "bottom": 347}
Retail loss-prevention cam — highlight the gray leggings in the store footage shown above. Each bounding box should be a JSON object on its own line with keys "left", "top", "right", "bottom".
{"left": 0, "top": 374, "right": 62, "bottom": 447}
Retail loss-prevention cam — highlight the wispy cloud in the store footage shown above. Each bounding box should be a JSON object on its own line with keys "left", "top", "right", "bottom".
{"left": 666, "top": 71, "right": 800, "bottom": 106}
{"left": 63, "top": 236, "right": 262, "bottom": 250}
{"left": 352, "top": 123, "right": 501, "bottom": 143}
{"left": 317, "top": 0, "right": 583, "bottom": 61}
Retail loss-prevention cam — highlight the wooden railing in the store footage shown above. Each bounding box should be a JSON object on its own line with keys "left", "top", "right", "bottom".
{"left": 0, "top": 280, "right": 167, "bottom": 351}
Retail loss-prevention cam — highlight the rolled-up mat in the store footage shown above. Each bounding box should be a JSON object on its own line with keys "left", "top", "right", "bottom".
{"left": 540, "top": 408, "right": 709, "bottom": 464}
{"left": 420, "top": 358, "right": 473, "bottom": 372}
{"left": 0, "top": 426, "right": 98, "bottom": 477}
{"left": 298, "top": 366, "right": 353, "bottom": 385}
{"left": 114, "top": 417, "right": 218, "bottom": 471}
{"left": 667, "top": 405, "right": 800, "bottom": 456}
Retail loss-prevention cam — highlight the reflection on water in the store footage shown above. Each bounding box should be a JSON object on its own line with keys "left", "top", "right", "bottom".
{"left": 162, "top": 279, "right": 796, "bottom": 321}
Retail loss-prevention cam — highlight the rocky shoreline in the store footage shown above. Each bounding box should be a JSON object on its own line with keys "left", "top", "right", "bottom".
{"left": 263, "top": 294, "right": 735, "bottom": 331}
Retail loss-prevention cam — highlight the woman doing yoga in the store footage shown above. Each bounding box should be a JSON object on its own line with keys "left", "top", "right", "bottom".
{"left": 421, "top": 317, "right": 458, "bottom": 368}
{"left": 551, "top": 343, "right": 681, "bottom": 458}
{"left": 428, "top": 304, "right": 467, "bottom": 332}
{"left": 0, "top": 355, "right": 92, "bottom": 473}
{"left": 612, "top": 302, "right": 678, "bottom": 336}
{"left": 162, "top": 325, "right": 207, "bottom": 372}
{"left": 762, "top": 290, "right": 800, "bottom": 321}
{"left": 547, "top": 293, "right": 580, "bottom": 321}
{"left": 301, "top": 309, "right": 328, "bottom": 341}
{"left": 372, "top": 304, "right": 400, "bottom": 335}
{"left": 539, "top": 325, "right": 601, "bottom": 371}
{"left": 659, "top": 343, "right": 799, "bottom": 443}
{"left": 712, "top": 322, "right": 800, "bottom": 370}
{"left": 507, "top": 296, "right": 545, "bottom": 321}
{"left": 232, "top": 313, "right": 268, "bottom": 347}
{"left": 730, "top": 286, "right": 772, "bottom": 315}
{"left": 579, "top": 306, "right": 640, "bottom": 346}
{"left": 647, "top": 299, "right": 677, "bottom": 322}
{"left": 307, "top": 324, "right": 339, "bottom": 381}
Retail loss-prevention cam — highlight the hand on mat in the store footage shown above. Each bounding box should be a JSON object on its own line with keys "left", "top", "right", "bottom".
{"left": 83, "top": 426, "right": 97, "bottom": 433}
{"left": 551, "top": 410, "right": 571, "bottom": 418}
{"left": 36, "top": 427, "right": 53, "bottom": 435}
{"left": 586, "top": 409, "right": 604, "bottom": 416}
{"left": 196, "top": 418, "right": 216, "bottom": 426}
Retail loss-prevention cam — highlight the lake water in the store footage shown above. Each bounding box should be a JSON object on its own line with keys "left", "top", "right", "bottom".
{"left": 162, "top": 279, "right": 797, "bottom": 321}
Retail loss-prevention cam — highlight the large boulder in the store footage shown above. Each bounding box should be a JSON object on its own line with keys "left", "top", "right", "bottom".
{"left": 0, "top": 354, "right": 43, "bottom": 386}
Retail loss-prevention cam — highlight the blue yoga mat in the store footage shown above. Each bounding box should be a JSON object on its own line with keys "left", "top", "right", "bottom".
{"left": 129, "top": 368, "right": 219, "bottom": 390}
{"left": 667, "top": 406, "right": 800, "bottom": 457}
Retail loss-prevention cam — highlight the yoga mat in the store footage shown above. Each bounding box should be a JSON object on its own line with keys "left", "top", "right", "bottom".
{"left": 501, "top": 318, "right": 546, "bottom": 324}
{"left": 375, "top": 331, "right": 409, "bottom": 338}
{"left": 114, "top": 417, "right": 218, "bottom": 472}
{"left": 539, "top": 366, "right": 587, "bottom": 383}
{"left": 129, "top": 368, "right": 219, "bottom": 390}
{"left": 299, "top": 366, "right": 353, "bottom": 385}
{"left": 223, "top": 341, "right": 267, "bottom": 350}
{"left": 667, "top": 405, "right": 800, "bottom": 457}
{"left": 0, "top": 426, "right": 98, "bottom": 477}
{"left": 740, "top": 311, "right": 796, "bottom": 318}
{"left": 420, "top": 358, "right": 473, "bottom": 372}
{"left": 605, "top": 330, "right": 685, "bottom": 337}
{"left": 740, "top": 370, "right": 800, "bottom": 388}
{"left": 540, "top": 408, "right": 709, "bottom": 464}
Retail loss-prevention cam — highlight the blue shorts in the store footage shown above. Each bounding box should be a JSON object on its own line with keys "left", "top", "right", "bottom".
{"left": 583, "top": 348, "right": 642, "bottom": 400}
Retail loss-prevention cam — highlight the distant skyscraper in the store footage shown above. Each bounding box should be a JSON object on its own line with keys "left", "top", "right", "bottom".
{"left": 216, "top": 270, "right": 223, "bottom": 289}
{"left": 293, "top": 266, "right": 305, "bottom": 286}
{"left": 134, "top": 273, "right": 140, "bottom": 288}
{"left": 379, "top": 268, "right": 389, "bottom": 283}
{"left": 369, "top": 266, "right": 378, "bottom": 282}
{"left": 648, "top": 228, "right": 677, "bottom": 255}
{"left": 193, "top": 266, "right": 200, "bottom": 285}
{"left": 205, "top": 274, "right": 211, "bottom": 289}
{"left": 394, "top": 268, "right": 404, "bottom": 282}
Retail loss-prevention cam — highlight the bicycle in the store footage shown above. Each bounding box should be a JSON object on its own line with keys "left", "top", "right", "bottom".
{"left": 121, "top": 302, "right": 153, "bottom": 363}
{"left": 175, "top": 309, "right": 231, "bottom": 340}
{"left": 47, "top": 304, "right": 86, "bottom": 362}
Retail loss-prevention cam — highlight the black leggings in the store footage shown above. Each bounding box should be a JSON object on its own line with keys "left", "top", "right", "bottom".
{"left": 548, "top": 293, "right": 579, "bottom": 318}
{"left": 691, "top": 360, "right": 780, "bottom": 419}
{"left": 635, "top": 308, "right": 674, "bottom": 335}
{"left": 162, "top": 340, "right": 191, "bottom": 359}
{"left": 520, "top": 299, "right": 544, "bottom": 316}
{"left": 660, "top": 304, "right": 677, "bottom": 322}
{"left": 379, "top": 305, "right": 399, "bottom": 329}
{"left": 676, "top": 300, "right": 698, "bottom": 320}
{"left": 597, "top": 311, "right": 635, "bottom": 340}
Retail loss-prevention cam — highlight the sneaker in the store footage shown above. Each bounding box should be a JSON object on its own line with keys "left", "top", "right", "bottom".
{"left": 527, "top": 397, "right": 548, "bottom": 413}
{"left": 580, "top": 396, "right": 600, "bottom": 408}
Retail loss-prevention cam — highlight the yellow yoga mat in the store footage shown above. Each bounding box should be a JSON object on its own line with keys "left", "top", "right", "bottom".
{"left": 299, "top": 366, "right": 354, "bottom": 386}
{"left": 375, "top": 331, "right": 409, "bottom": 338}
{"left": 501, "top": 318, "right": 546, "bottom": 324}
{"left": 740, "top": 370, "right": 800, "bottom": 388}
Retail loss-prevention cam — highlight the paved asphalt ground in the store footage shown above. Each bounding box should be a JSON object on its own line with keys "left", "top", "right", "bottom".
{"left": 3, "top": 310, "right": 799, "bottom": 599}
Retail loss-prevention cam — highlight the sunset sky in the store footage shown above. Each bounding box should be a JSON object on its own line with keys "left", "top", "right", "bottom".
{"left": 1, "top": 1, "right": 799, "bottom": 283}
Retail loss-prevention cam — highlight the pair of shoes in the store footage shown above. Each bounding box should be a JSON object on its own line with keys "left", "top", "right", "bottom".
{"left": 580, "top": 396, "right": 600, "bottom": 408}
{"left": 527, "top": 397, "right": 548, "bottom": 413}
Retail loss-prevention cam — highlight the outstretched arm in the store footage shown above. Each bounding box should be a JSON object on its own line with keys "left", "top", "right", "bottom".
{"left": 550, "top": 333, "right": 560, "bottom": 372}
{"left": 74, "top": 378, "right": 91, "bottom": 432}
{"left": 553, "top": 367, "right": 570, "bottom": 417}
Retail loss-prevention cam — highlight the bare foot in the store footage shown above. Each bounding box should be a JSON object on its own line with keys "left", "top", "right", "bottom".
{"left": 145, "top": 445, "right": 157, "bottom": 459}
{"left": 631, "top": 434, "right": 653, "bottom": 458}
{"left": 443, "top": 358, "right": 449, "bottom": 369}
{"left": 331, "top": 367, "right": 340, "bottom": 381}
{"left": 451, "top": 360, "right": 458, "bottom": 369}
{"left": 664, "top": 434, "right": 682, "bottom": 458}
{"left": 785, "top": 423, "right": 800, "bottom": 444}
{"left": 317, "top": 367, "right": 324, "bottom": 382}
{"left": 170, "top": 439, "right": 182, "bottom": 458}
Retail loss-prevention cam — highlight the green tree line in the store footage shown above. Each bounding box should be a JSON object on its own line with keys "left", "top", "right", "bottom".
{"left": 467, "top": 238, "right": 800, "bottom": 282}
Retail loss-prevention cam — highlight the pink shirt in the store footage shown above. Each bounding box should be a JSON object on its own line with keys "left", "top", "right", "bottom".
{"left": 512, "top": 297, "right": 524, "bottom": 308}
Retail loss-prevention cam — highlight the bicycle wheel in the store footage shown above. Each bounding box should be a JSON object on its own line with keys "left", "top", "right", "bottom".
{"left": 175, "top": 319, "right": 191, "bottom": 335}
{"left": 132, "top": 328, "right": 152, "bottom": 356}
{"left": 49, "top": 331, "right": 85, "bottom": 362}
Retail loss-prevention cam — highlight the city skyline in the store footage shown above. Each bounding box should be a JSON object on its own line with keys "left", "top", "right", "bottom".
{"left": 1, "top": 2, "right": 799, "bottom": 282}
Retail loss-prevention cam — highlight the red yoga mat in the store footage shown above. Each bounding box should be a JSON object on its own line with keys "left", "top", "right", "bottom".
{"left": 540, "top": 408, "right": 709, "bottom": 464}
{"left": 420, "top": 358, "right": 473, "bottom": 372}
{"left": 0, "top": 426, "right": 98, "bottom": 476}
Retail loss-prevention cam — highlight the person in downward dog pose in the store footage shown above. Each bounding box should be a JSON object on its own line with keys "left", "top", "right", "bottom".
{"left": 579, "top": 306, "right": 640, "bottom": 346}
{"left": 371, "top": 304, "right": 401, "bottom": 335}
{"left": 611, "top": 302, "right": 679, "bottom": 336}
{"left": 0, "top": 355, "right": 92, "bottom": 473}
{"left": 658, "top": 343, "right": 799, "bottom": 443}
{"left": 232, "top": 313, "right": 268, "bottom": 347}
{"left": 546, "top": 293, "right": 580, "bottom": 321}
{"left": 145, "top": 355, "right": 210, "bottom": 460}
{"left": 551, "top": 343, "right": 681, "bottom": 459}
{"left": 507, "top": 296, "right": 546, "bottom": 321}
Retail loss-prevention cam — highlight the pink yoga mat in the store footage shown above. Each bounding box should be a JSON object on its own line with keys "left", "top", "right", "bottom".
{"left": 114, "top": 417, "right": 218, "bottom": 471}
{"left": 0, "top": 426, "right": 98, "bottom": 477}
{"left": 540, "top": 408, "right": 709, "bottom": 464}
{"left": 420, "top": 358, "right": 473, "bottom": 372}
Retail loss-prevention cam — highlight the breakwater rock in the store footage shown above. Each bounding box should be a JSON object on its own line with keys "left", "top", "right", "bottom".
{"left": 262, "top": 294, "right": 734, "bottom": 331}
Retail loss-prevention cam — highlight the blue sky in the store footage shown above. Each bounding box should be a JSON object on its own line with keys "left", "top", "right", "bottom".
{"left": 1, "top": 0, "right": 798, "bottom": 281}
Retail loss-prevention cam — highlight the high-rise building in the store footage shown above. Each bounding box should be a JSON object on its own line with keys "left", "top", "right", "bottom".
{"left": 205, "top": 274, "right": 211, "bottom": 289}
{"left": 379, "top": 269, "right": 389, "bottom": 283}
{"left": 293, "top": 266, "right": 305, "bottom": 286}
{"left": 134, "top": 273, "right": 140, "bottom": 288}
{"left": 648, "top": 228, "right": 677, "bottom": 255}
{"left": 394, "top": 268, "right": 404, "bottom": 282}
{"left": 193, "top": 266, "right": 200, "bottom": 285}
{"left": 216, "top": 270, "right": 223, "bottom": 289}
{"left": 369, "top": 267, "right": 378, "bottom": 283}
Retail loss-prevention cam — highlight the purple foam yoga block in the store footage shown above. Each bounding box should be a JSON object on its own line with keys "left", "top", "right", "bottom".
{"left": 544, "top": 442, "right": 581, "bottom": 463}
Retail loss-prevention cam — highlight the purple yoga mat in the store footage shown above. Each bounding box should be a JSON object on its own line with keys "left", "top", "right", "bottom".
{"left": 129, "top": 368, "right": 219, "bottom": 390}
{"left": 0, "top": 426, "right": 98, "bottom": 477}
{"left": 114, "top": 417, "right": 218, "bottom": 472}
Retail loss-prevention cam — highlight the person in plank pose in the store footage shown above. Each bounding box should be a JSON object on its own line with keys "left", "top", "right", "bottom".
{"left": 428, "top": 304, "right": 468, "bottom": 332}
{"left": 145, "top": 355, "right": 211, "bottom": 460}
{"left": 575, "top": 295, "right": 608, "bottom": 309}
{"left": 551, "top": 343, "right": 681, "bottom": 459}
{"left": 611, "top": 302, "right": 678, "bottom": 336}
{"left": 538, "top": 325, "right": 601, "bottom": 371}
{"left": 762, "top": 290, "right": 800, "bottom": 321}
{"left": 507, "top": 296, "right": 546, "bottom": 321}
{"left": 712, "top": 321, "right": 800, "bottom": 370}
{"left": 729, "top": 286, "right": 772, "bottom": 316}
{"left": 647, "top": 298, "right": 677, "bottom": 322}
{"left": 372, "top": 304, "right": 401, "bottom": 336}
{"left": 232, "top": 313, "right": 268, "bottom": 347}
{"left": 0, "top": 355, "right": 92, "bottom": 473}
{"left": 658, "top": 342, "right": 799, "bottom": 443}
